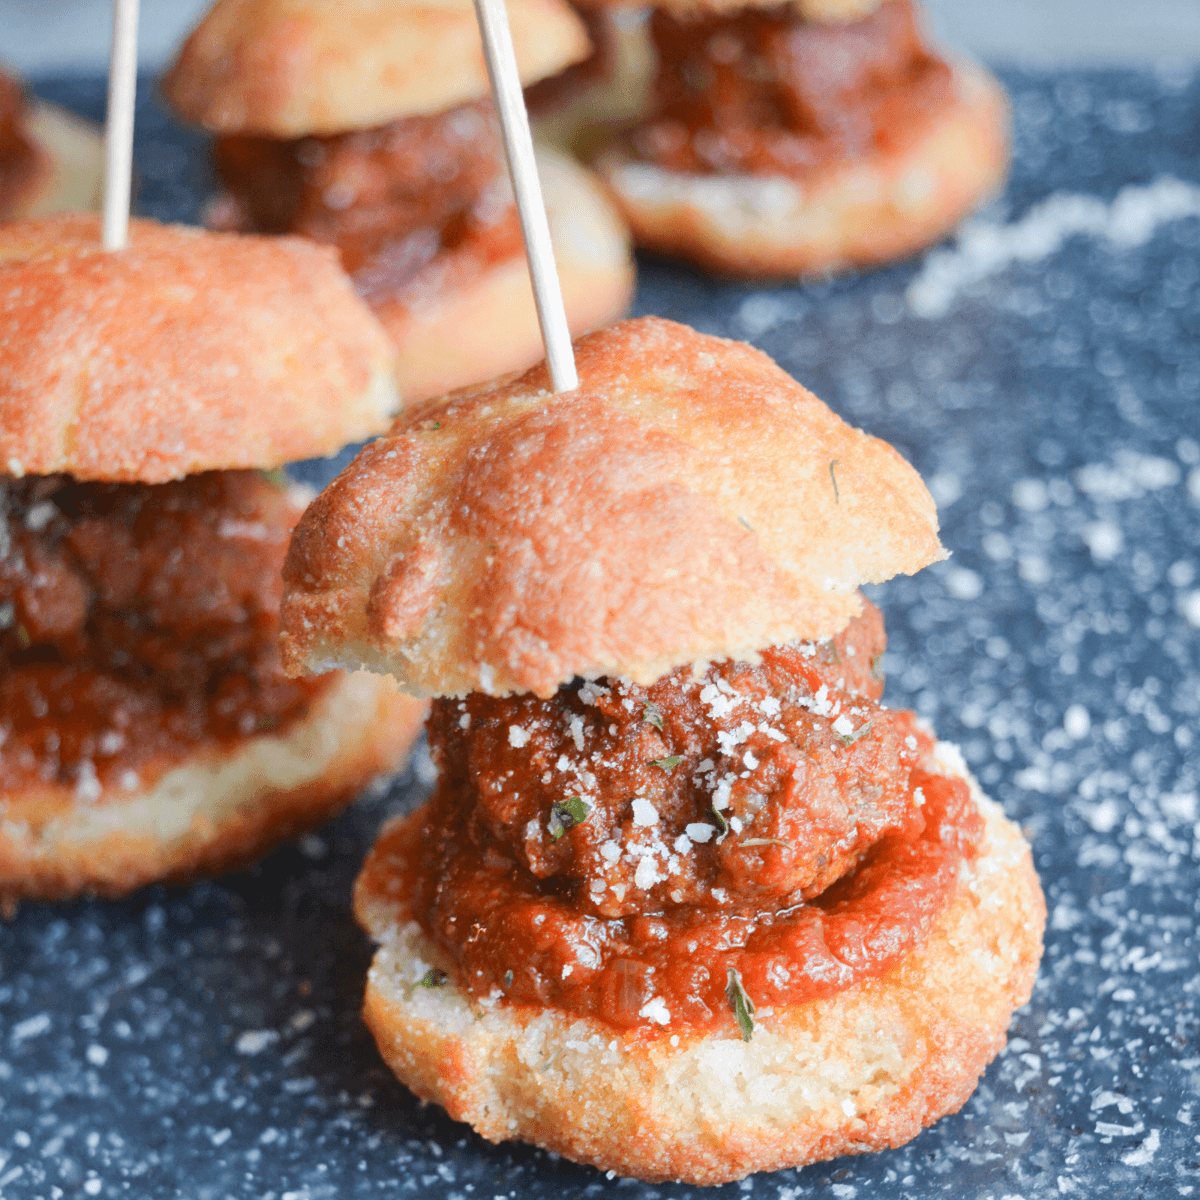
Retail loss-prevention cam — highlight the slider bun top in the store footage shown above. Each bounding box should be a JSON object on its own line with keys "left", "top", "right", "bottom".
{"left": 280, "top": 316, "right": 943, "bottom": 698}
{"left": 0, "top": 215, "right": 399, "bottom": 483}
{"left": 162, "top": 0, "right": 592, "bottom": 138}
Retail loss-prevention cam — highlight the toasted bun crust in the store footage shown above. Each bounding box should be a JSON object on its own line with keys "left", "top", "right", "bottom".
{"left": 596, "top": 61, "right": 1008, "bottom": 279}
{"left": 354, "top": 743, "right": 1045, "bottom": 1184}
{"left": 280, "top": 315, "right": 944, "bottom": 698}
{"left": 374, "top": 146, "right": 634, "bottom": 405}
{"left": 0, "top": 215, "right": 399, "bottom": 483}
{"left": 0, "top": 672, "right": 426, "bottom": 906}
{"left": 5, "top": 102, "right": 104, "bottom": 220}
{"left": 162, "top": 0, "right": 591, "bottom": 137}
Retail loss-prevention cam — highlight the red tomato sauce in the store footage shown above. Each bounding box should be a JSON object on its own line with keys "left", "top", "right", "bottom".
{"left": 631, "top": 0, "right": 953, "bottom": 179}
{"left": 368, "top": 599, "right": 984, "bottom": 1034}
{"left": 0, "top": 471, "right": 330, "bottom": 802}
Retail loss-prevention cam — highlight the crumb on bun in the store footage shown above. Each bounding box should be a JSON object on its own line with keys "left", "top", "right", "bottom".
{"left": 0, "top": 673, "right": 426, "bottom": 906}
{"left": 597, "top": 60, "right": 1008, "bottom": 279}
{"left": 373, "top": 145, "right": 634, "bottom": 405}
{"left": 162, "top": 0, "right": 592, "bottom": 137}
{"left": 353, "top": 743, "right": 1045, "bottom": 1185}
{"left": 280, "top": 315, "right": 945, "bottom": 698}
{"left": 0, "top": 214, "right": 400, "bottom": 483}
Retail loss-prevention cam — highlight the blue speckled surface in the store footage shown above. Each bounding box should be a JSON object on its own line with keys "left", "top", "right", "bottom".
{"left": 3, "top": 67, "right": 1198, "bottom": 1199}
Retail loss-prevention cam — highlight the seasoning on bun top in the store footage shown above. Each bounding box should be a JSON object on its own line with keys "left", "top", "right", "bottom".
{"left": 279, "top": 315, "right": 1044, "bottom": 1184}
{"left": 0, "top": 215, "right": 424, "bottom": 906}
{"left": 281, "top": 316, "right": 944, "bottom": 696}
{"left": 161, "top": 0, "right": 635, "bottom": 405}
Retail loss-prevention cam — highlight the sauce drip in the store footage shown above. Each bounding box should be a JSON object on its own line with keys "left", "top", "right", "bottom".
{"left": 0, "top": 471, "right": 329, "bottom": 801}
{"left": 631, "top": 0, "right": 953, "bottom": 178}
{"left": 364, "top": 600, "right": 984, "bottom": 1034}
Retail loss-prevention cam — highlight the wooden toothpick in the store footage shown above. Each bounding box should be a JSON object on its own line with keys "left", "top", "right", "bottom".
{"left": 472, "top": 0, "right": 579, "bottom": 393}
{"left": 102, "top": 0, "right": 140, "bottom": 250}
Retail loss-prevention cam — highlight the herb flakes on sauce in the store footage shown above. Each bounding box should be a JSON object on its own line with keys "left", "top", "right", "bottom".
{"left": 407, "top": 968, "right": 448, "bottom": 997}
{"left": 837, "top": 721, "right": 873, "bottom": 747}
{"left": 726, "top": 968, "right": 756, "bottom": 1042}
{"left": 642, "top": 701, "right": 664, "bottom": 731}
{"left": 549, "top": 796, "right": 590, "bottom": 839}
{"left": 257, "top": 467, "right": 290, "bottom": 490}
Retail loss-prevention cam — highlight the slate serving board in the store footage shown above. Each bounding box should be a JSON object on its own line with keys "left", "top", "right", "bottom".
{"left": 2, "top": 66, "right": 1198, "bottom": 1200}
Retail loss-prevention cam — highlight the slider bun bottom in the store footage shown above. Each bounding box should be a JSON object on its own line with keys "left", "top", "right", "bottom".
{"left": 0, "top": 672, "right": 426, "bottom": 907}
{"left": 354, "top": 742, "right": 1045, "bottom": 1185}
{"left": 14, "top": 102, "right": 104, "bottom": 218}
{"left": 373, "top": 146, "right": 635, "bottom": 404}
{"left": 596, "top": 61, "right": 1008, "bottom": 280}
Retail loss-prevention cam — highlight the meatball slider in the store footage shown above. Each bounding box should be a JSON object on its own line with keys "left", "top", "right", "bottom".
{"left": 162, "top": 0, "right": 636, "bottom": 403}
{"left": 592, "top": 0, "right": 1009, "bottom": 278}
{"left": 0, "top": 214, "right": 426, "bottom": 906}
{"left": 280, "top": 317, "right": 1044, "bottom": 1184}
{"left": 1, "top": 67, "right": 103, "bottom": 221}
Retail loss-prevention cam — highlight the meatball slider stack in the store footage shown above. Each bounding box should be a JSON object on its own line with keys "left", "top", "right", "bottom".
{"left": 1, "top": 67, "right": 103, "bottom": 221}
{"left": 0, "top": 214, "right": 427, "bottom": 906}
{"left": 279, "top": 316, "right": 1045, "bottom": 1183}
{"left": 161, "top": 0, "right": 636, "bottom": 403}
{"left": 593, "top": 0, "right": 1009, "bottom": 277}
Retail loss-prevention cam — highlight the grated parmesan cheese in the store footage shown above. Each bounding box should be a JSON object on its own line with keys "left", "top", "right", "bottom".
{"left": 634, "top": 856, "right": 660, "bottom": 889}
{"left": 631, "top": 798, "right": 659, "bottom": 827}
{"left": 638, "top": 996, "right": 671, "bottom": 1025}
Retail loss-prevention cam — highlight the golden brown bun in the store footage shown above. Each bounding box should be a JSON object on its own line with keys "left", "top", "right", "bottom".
{"left": 354, "top": 743, "right": 1045, "bottom": 1184}
{"left": 5, "top": 102, "right": 104, "bottom": 219}
{"left": 596, "top": 61, "right": 1008, "bottom": 279}
{"left": 162, "top": 0, "right": 591, "bottom": 137}
{"left": 375, "top": 146, "right": 634, "bottom": 405}
{"left": 0, "top": 215, "right": 399, "bottom": 483}
{"left": 0, "top": 672, "right": 426, "bottom": 907}
{"left": 280, "top": 315, "right": 944, "bottom": 698}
